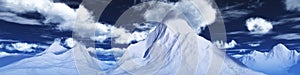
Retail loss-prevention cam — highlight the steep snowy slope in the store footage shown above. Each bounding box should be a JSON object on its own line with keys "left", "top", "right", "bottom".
{"left": 235, "top": 44, "right": 300, "bottom": 75}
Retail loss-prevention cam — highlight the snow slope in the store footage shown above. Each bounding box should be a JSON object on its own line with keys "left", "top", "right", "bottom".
{"left": 235, "top": 44, "right": 300, "bottom": 75}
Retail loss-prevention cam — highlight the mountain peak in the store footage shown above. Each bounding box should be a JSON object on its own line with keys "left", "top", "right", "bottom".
{"left": 274, "top": 43, "right": 288, "bottom": 49}
{"left": 270, "top": 43, "right": 290, "bottom": 55}
{"left": 236, "top": 43, "right": 300, "bottom": 75}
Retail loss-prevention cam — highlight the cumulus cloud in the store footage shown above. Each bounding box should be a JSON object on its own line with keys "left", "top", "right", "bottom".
{"left": 143, "top": 2, "right": 174, "bottom": 22}
{"left": 0, "top": 0, "right": 153, "bottom": 45}
{"left": 213, "top": 40, "right": 237, "bottom": 49}
{"left": 245, "top": 17, "right": 273, "bottom": 34}
{"left": 5, "top": 43, "right": 39, "bottom": 52}
{"left": 284, "top": 0, "right": 300, "bottom": 11}
{"left": 0, "top": 0, "right": 215, "bottom": 45}
{"left": 143, "top": 0, "right": 217, "bottom": 33}
{"left": 273, "top": 33, "right": 300, "bottom": 40}
{"left": 64, "top": 38, "right": 77, "bottom": 48}
{"left": 111, "top": 27, "right": 155, "bottom": 44}
{"left": 111, "top": 28, "right": 132, "bottom": 44}
{"left": 0, "top": 0, "right": 76, "bottom": 26}
{"left": 130, "top": 31, "right": 149, "bottom": 42}
{"left": 87, "top": 47, "right": 126, "bottom": 60}
{"left": 75, "top": 6, "right": 153, "bottom": 44}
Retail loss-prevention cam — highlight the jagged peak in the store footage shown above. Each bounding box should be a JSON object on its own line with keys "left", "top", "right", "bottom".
{"left": 44, "top": 39, "right": 67, "bottom": 54}
{"left": 270, "top": 43, "right": 290, "bottom": 54}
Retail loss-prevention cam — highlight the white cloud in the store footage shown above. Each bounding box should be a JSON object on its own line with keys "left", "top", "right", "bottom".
{"left": 213, "top": 40, "right": 237, "bottom": 49}
{"left": 130, "top": 31, "right": 149, "bottom": 42}
{"left": 88, "top": 47, "right": 126, "bottom": 60}
{"left": 177, "top": 0, "right": 217, "bottom": 33}
{"left": 246, "top": 17, "right": 273, "bottom": 34}
{"left": 143, "top": 0, "right": 217, "bottom": 33}
{"left": 273, "top": 33, "right": 300, "bottom": 40}
{"left": 143, "top": 2, "right": 174, "bottom": 23}
{"left": 0, "top": 52, "right": 19, "bottom": 58}
{"left": 248, "top": 43, "right": 260, "bottom": 47}
{"left": 5, "top": 43, "right": 39, "bottom": 52}
{"left": 69, "top": 6, "right": 151, "bottom": 44}
{"left": 111, "top": 27, "right": 155, "bottom": 44}
{"left": 111, "top": 28, "right": 131, "bottom": 44}
{"left": 0, "top": 44, "right": 4, "bottom": 48}
{"left": 64, "top": 38, "right": 77, "bottom": 48}
{"left": 0, "top": 0, "right": 76, "bottom": 26}
{"left": 284, "top": 0, "right": 300, "bottom": 11}
{"left": 0, "top": 0, "right": 152, "bottom": 45}
{"left": 0, "top": 0, "right": 216, "bottom": 45}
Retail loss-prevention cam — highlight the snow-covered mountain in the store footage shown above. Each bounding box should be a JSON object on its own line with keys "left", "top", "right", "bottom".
{"left": 233, "top": 44, "right": 300, "bottom": 75}
{"left": 0, "top": 18, "right": 264, "bottom": 75}
{"left": 107, "top": 18, "right": 263, "bottom": 75}
{"left": 0, "top": 40, "right": 78, "bottom": 74}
